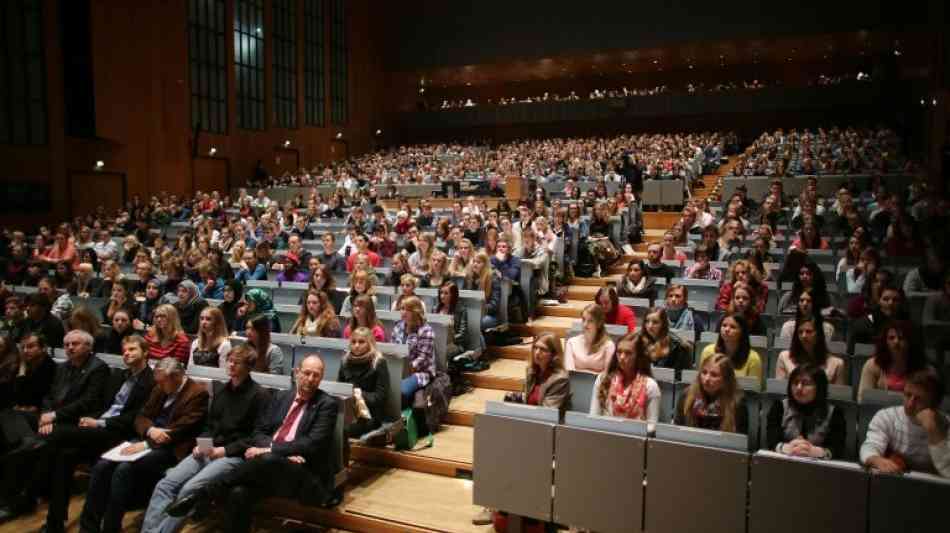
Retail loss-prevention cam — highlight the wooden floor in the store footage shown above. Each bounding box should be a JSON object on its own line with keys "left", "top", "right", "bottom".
{"left": 0, "top": 496, "right": 353, "bottom": 532}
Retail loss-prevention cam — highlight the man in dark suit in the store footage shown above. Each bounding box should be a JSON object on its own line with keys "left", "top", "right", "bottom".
{"left": 32, "top": 334, "right": 155, "bottom": 533}
{"left": 0, "top": 329, "right": 110, "bottom": 523}
{"left": 79, "top": 358, "right": 208, "bottom": 533}
{"left": 166, "top": 355, "right": 338, "bottom": 533}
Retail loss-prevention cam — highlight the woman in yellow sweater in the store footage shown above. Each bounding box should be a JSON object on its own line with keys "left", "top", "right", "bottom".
{"left": 700, "top": 313, "right": 763, "bottom": 382}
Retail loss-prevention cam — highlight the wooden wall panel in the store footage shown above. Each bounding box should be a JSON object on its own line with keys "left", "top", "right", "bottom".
{"left": 192, "top": 157, "right": 230, "bottom": 195}
{"left": 68, "top": 172, "right": 126, "bottom": 219}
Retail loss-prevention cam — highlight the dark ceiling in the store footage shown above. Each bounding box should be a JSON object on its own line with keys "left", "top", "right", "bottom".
{"left": 402, "top": 31, "right": 931, "bottom": 89}
{"left": 378, "top": 0, "right": 939, "bottom": 72}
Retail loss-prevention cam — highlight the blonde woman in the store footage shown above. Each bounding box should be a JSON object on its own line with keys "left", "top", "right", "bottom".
{"left": 229, "top": 240, "right": 246, "bottom": 264}
{"left": 189, "top": 307, "right": 232, "bottom": 368}
{"left": 564, "top": 304, "right": 615, "bottom": 373}
{"left": 674, "top": 353, "right": 748, "bottom": 433}
{"left": 338, "top": 326, "right": 391, "bottom": 439}
{"left": 409, "top": 232, "right": 436, "bottom": 277}
{"left": 448, "top": 238, "right": 475, "bottom": 277}
{"left": 464, "top": 251, "right": 501, "bottom": 331}
{"left": 590, "top": 332, "right": 659, "bottom": 421}
{"left": 532, "top": 217, "right": 558, "bottom": 254}
{"left": 340, "top": 268, "right": 378, "bottom": 315}
{"left": 423, "top": 250, "right": 450, "bottom": 288}
{"left": 392, "top": 273, "right": 426, "bottom": 313}
{"left": 291, "top": 290, "right": 342, "bottom": 338}
{"left": 145, "top": 304, "right": 190, "bottom": 365}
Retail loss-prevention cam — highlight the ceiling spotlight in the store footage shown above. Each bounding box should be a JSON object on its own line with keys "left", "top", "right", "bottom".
{"left": 255, "top": 27, "right": 262, "bottom": 34}
{"left": 893, "top": 49, "right": 902, "bottom": 57}
{"left": 283, "top": 140, "right": 291, "bottom": 148}
{"left": 208, "top": 147, "right": 217, "bottom": 156}
{"left": 933, "top": 98, "right": 938, "bottom": 107}
{"left": 336, "top": 132, "right": 343, "bottom": 139}
{"left": 375, "top": 129, "right": 382, "bottom": 135}
{"left": 920, "top": 98, "right": 926, "bottom": 106}
{"left": 94, "top": 160, "right": 104, "bottom": 171}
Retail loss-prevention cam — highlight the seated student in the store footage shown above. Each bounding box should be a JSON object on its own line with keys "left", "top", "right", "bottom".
{"left": 30, "top": 335, "right": 155, "bottom": 533}
{"left": 338, "top": 327, "right": 391, "bottom": 440}
{"left": 392, "top": 274, "right": 427, "bottom": 313}
{"left": 903, "top": 248, "right": 945, "bottom": 293}
{"left": 717, "top": 260, "right": 768, "bottom": 314}
{"left": 0, "top": 333, "right": 55, "bottom": 447}
{"left": 643, "top": 242, "right": 677, "bottom": 284}
{"left": 163, "top": 355, "right": 339, "bottom": 533}
{"left": 642, "top": 307, "right": 694, "bottom": 376}
{"left": 505, "top": 332, "right": 571, "bottom": 410}
{"left": 392, "top": 297, "right": 436, "bottom": 407}
{"left": 188, "top": 307, "right": 232, "bottom": 368}
{"left": 515, "top": 229, "right": 550, "bottom": 300}
{"left": 136, "top": 278, "right": 164, "bottom": 328}
{"left": 408, "top": 232, "right": 435, "bottom": 277}
{"left": 174, "top": 280, "right": 209, "bottom": 336}
{"left": 421, "top": 250, "right": 450, "bottom": 289}
{"left": 237, "top": 288, "right": 281, "bottom": 334}
{"left": 434, "top": 281, "right": 469, "bottom": 359}
{"left": 848, "top": 284, "right": 909, "bottom": 354}
{"left": 723, "top": 282, "right": 768, "bottom": 336}
{"left": 490, "top": 237, "right": 522, "bottom": 282}
{"left": 790, "top": 222, "right": 830, "bottom": 251}
{"left": 779, "top": 288, "right": 836, "bottom": 341}
{"left": 317, "top": 232, "right": 346, "bottom": 273}
{"left": 347, "top": 233, "right": 382, "bottom": 273}
{"left": 66, "top": 306, "right": 109, "bottom": 354}
{"left": 0, "top": 336, "right": 18, "bottom": 410}
{"left": 0, "top": 296, "right": 25, "bottom": 342}
{"left": 0, "top": 331, "right": 109, "bottom": 521}
{"left": 564, "top": 304, "right": 616, "bottom": 373}
{"left": 145, "top": 304, "right": 191, "bottom": 365}
{"left": 619, "top": 260, "right": 657, "bottom": 303}
{"left": 778, "top": 262, "right": 832, "bottom": 316}
{"left": 595, "top": 286, "right": 637, "bottom": 332}
{"left": 776, "top": 316, "right": 846, "bottom": 384}
{"left": 674, "top": 353, "right": 748, "bottom": 433}
{"left": 700, "top": 314, "right": 763, "bottom": 381}
{"left": 448, "top": 238, "right": 475, "bottom": 277}
{"left": 860, "top": 368, "right": 950, "bottom": 477}
{"left": 465, "top": 252, "right": 502, "bottom": 332}
{"left": 858, "top": 320, "right": 928, "bottom": 402}
{"left": 141, "top": 345, "right": 270, "bottom": 533}
{"left": 767, "top": 364, "right": 846, "bottom": 460}
{"left": 234, "top": 251, "right": 267, "bottom": 282}
{"left": 340, "top": 268, "right": 378, "bottom": 316}
{"left": 590, "top": 332, "right": 660, "bottom": 422}
{"left": 104, "top": 310, "right": 136, "bottom": 355}
{"left": 290, "top": 290, "right": 342, "bottom": 338}
{"left": 343, "top": 295, "right": 386, "bottom": 342}
{"left": 102, "top": 281, "right": 136, "bottom": 325}
{"left": 78, "top": 358, "right": 208, "bottom": 533}
{"left": 684, "top": 244, "right": 722, "bottom": 281}
{"left": 664, "top": 283, "right": 705, "bottom": 336}
{"left": 196, "top": 260, "right": 225, "bottom": 300}
{"left": 219, "top": 280, "right": 244, "bottom": 333}
{"left": 37, "top": 277, "right": 73, "bottom": 322}
{"left": 245, "top": 314, "right": 285, "bottom": 375}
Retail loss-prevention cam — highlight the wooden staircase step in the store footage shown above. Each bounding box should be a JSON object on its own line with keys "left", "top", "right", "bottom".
{"left": 538, "top": 299, "right": 589, "bottom": 319}
{"left": 463, "top": 358, "right": 526, "bottom": 392}
{"left": 511, "top": 315, "right": 576, "bottom": 338}
{"left": 351, "top": 424, "right": 474, "bottom": 478}
{"left": 486, "top": 338, "right": 532, "bottom": 360}
{"left": 447, "top": 387, "right": 507, "bottom": 427}
{"left": 565, "top": 285, "right": 601, "bottom": 300}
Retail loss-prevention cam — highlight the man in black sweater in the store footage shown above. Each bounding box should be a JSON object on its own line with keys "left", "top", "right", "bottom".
{"left": 141, "top": 344, "right": 270, "bottom": 533}
{"left": 166, "top": 355, "right": 339, "bottom": 533}
{"left": 641, "top": 243, "right": 676, "bottom": 284}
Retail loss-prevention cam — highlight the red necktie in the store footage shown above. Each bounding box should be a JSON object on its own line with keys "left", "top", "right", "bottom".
{"left": 273, "top": 398, "right": 305, "bottom": 443}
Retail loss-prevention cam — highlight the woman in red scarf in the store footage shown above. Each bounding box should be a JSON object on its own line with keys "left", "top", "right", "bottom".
{"left": 589, "top": 331, "right": 659, "bottom": 422}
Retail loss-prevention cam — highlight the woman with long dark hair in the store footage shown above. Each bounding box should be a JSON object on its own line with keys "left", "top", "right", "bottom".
{"left": 434, "top": 281, "right": 469, "bottom": 358}
{"left": 590, "top": 332, "right": 659, "bottom": 421}
{"left": 858, "top": 320, "right": 927, "bottom": 401}
{"left": 700, "top": 314, "right": 762, "bottom": 381}
{"left": 246, "top": 314, "right": 285, "bottom": 374}
{"left": 642, "top": 307, "right": 694, "bottom": 376}
{"left": 776, "top": 316, "right": 846, "bottom": 384}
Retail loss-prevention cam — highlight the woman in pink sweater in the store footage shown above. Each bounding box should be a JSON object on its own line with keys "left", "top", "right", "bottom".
{"left": 564, "top": 304, "right": 616, "bottom": 373}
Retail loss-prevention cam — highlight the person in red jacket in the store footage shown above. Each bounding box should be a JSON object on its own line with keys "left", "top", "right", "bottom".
{"left": 595, "top": 286, "right": 637, "bottom": 332}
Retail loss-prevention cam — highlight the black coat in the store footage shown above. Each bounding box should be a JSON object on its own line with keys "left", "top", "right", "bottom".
{"left": 42, "top": 355, "right": 110, "bottom": 423}
{"left": 94, "top": 365, "right": 156, "bottom": 437}
{"left": 338, "top": 356, "right": 390, "bottom": 426}
{"left": 12, "top": 355, "right": 57, "bottom": 409}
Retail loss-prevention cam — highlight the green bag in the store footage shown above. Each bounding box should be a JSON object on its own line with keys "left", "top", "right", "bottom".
{"left": 393, "top": 408, "right": 418, "bottom": 451}
{"left": 393, "top": 407, "right": 434, "bottom": 451}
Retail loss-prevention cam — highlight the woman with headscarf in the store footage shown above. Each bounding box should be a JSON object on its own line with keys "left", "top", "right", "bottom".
{"left": 237, "top": 287, "right": 281, "bottom": 333}
{"left": 174, "top": 279, "right": 209, "bottom": 335}
{"left": 219, "top": 279, "right": 244, "bottom": 333}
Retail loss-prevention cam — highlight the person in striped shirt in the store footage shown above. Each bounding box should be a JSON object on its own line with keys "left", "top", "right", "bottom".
{"left": 860, "top": 368, "right": 950, "bottom": 477}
